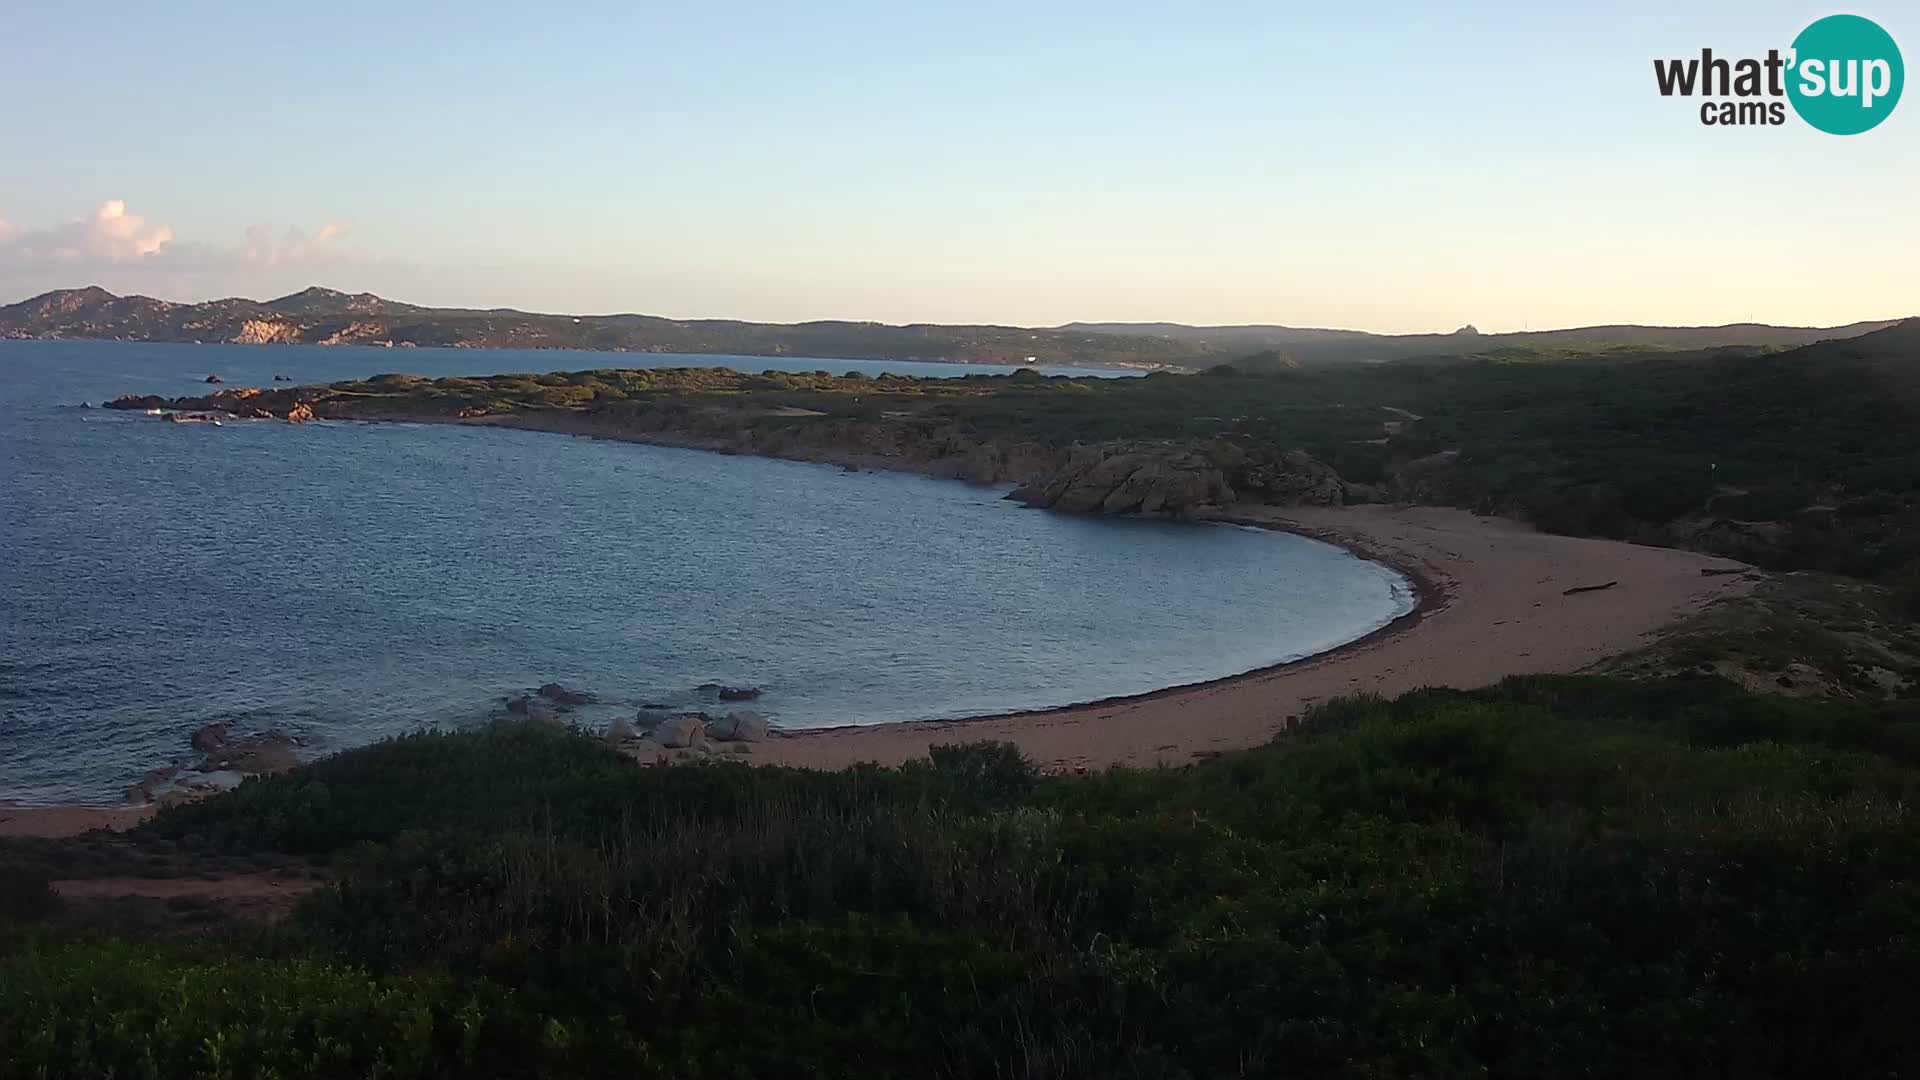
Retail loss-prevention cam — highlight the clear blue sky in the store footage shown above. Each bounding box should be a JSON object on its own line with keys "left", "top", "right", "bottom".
{"left": 1, "top": 1, "right": 1912, "bottom": 331}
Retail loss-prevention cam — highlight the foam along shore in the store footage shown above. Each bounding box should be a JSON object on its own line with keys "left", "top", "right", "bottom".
{"left": 748, "top": 504, "right": 1756, "bottom": 773}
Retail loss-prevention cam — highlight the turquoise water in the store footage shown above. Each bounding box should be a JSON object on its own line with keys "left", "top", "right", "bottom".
{"left": 0, "top": 340, "right": 1413, "bottom": 803}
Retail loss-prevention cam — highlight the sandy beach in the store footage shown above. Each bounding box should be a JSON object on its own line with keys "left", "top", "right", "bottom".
{"left": 750, "top": 503, "right": 1754, "bottom": 772}
{"left": 4, "top": 503, "right": 1752, "bottom": 836}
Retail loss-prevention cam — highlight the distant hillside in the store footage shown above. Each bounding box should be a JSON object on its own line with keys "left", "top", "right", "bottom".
{"left": 0, "top": 287, "right": 1200, "bottom": 368}
{"left": 1063, "top": 317, "right": 1904, "bottom": 366}
{"left": 1, "top": 285, "right": 1901, "bottom": 369}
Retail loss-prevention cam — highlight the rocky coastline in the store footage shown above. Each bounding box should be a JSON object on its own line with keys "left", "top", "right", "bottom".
{"left": 105, "top": 385, "right": 1376, "bottom": 520}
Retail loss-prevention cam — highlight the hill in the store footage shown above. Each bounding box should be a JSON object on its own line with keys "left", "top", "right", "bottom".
{"left": 1064, "top": 316, "right": 1904, "bottom": 365}
{"left": 0, "top": 286, "right": 1201, "bottom": 368}
{"left": 2, "top": 285, "right": 1899, "bottom": 368}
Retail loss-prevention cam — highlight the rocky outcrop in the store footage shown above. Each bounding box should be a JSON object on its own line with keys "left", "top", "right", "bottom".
{"left": 316, "top": 322, "right": 391, "bottom": 346}
{"left": 633, "top": 708, "right": 676, "bottom": 732}
{"left": 286, "top": 402, "right": 315, "bottom": 423}
{"left": 653, "top": 714, "right": 706, "bottom": 750}
{"left": 707, "top": 710, "right": 769, "bottom": 742}
{"left": 1008, "top": 442, "right": 1352, "bottom": 518}
{"left": 1383, "top": 449, "right": 1461, "bottom": 502}
{"left": 190, "top": 723, "right": 229, "bottom": 754}
{"left": 537, "top": 682, "right": 594, "bottom": 706}
{"left": 233, "top": 319, "right": 299, "bottom": 345}
{"left": 173, "top": 723, "right": 300, "bottom": 786}
{"left": 200, "top": 730, "right": 300, "bottom": 774}
{"left": 1009, "top": 443, "right": 1236, "bottom": 517}
{"left": 1237, "top": 449, "right": 1347, "bottom": 506}
{"left": 102, "top": 381, "right": 1365, "bottom": 521}
{"left": 505, "top": 695, "right": 560, "bottom": 723}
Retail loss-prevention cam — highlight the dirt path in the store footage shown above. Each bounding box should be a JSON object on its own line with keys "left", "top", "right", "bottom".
{"left": 51, "top": 872, "right": 323, "bottom": 925}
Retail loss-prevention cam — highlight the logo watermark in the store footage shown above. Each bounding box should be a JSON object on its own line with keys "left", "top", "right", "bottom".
{"left": 1654, "top": 13, "right": 1903, "bottom": 133}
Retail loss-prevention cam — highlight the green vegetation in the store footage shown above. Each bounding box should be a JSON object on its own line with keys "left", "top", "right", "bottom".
{"left": 1601, "top": 572, "right": 1920, "bottom": 700}
{"left": 125, "top": 318, "right": 1920, "bottom": 579}
{"left": 7, "top": 677, "right": 1920, "bottom": 1076}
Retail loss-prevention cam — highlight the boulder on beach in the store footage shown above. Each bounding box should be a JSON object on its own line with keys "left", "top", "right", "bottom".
{"left": 605, "top": 716, "right": 635, "bottom": 742}
{"left": 537, "top": 682, "right": 594, "bottom": 706}
{"left": 634, "top": 708, "right": 674, "bottom": 732}
{"left": 707, "top": 710, "right": 769, "bottom": 742}
{"left": 654, "top": 713, "right": 707, "bottom": 749}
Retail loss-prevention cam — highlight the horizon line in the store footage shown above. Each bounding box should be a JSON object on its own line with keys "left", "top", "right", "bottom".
{"left": 5, "top": 282, "right": 1912, "bottom": 341}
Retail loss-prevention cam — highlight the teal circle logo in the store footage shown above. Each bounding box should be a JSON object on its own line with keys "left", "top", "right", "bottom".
{"left": 1787, "top": 14, "right": 1903, "bottom": 134}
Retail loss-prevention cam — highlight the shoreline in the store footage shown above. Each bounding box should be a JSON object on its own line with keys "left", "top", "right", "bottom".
{"left": 5, "top": 421, "right": 1755, "bottom": 832}
{"left": 850, "top": 524, "right": 1440, "bottom": 735}
{"left": 746, "top": 502, "right": 1755, "bottom": 772}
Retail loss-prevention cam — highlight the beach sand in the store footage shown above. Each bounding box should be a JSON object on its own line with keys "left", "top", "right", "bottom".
{"left": 3, "top": 504, "right": 1752, "bottom": 836}
{"left": 0, "top": 803, "right": 154, "bottom": 838}
{"left": 750, "top": 504, "right": 1754, "bottom": 772}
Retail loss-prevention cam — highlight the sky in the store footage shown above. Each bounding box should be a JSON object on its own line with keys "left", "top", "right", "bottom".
{"left": 0, "top": 1, "right": 1914, "bottom": 333}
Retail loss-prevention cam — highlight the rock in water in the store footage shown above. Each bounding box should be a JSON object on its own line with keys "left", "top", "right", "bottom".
{"left": 717, "top": 685, "right": 763, "bottom": 701}
{"left": 537, "top": 682, "right": 594, "bottom": 706}
{"left": 189, "top": 722, "right": 228, "bottom": 754}
{"left": 654, "top": 714, "right": 707, "bottom": 749}
{"left": 204, "top": 373, "right": 222, "bottom": 384}
{"left": 286, "top": 402, "right": 315, "bottom": 423}
{"left": 201, "top": 730, "right": 301, "bottom": 774}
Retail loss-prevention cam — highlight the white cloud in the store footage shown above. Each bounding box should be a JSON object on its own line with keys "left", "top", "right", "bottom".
{"left": 241, "top": 221, "right": 348, "bottom": 267}
{"left": 0, "top": 201, "right": 362, "bottom": 300}
{"left": 86, "top": 200, "right": 174, "bottom": 259}
{"left": 0, "top": 200, "right": 176, "bottom": 264}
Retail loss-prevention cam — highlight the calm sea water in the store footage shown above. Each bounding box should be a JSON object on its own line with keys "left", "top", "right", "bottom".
{"left": 0, "top": 340, "right": 1413, "bottom": 803}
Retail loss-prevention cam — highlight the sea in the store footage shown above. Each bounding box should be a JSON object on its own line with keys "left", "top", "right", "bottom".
{"left": 0, "top": 340, "right": 1414, "bottom": 803}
